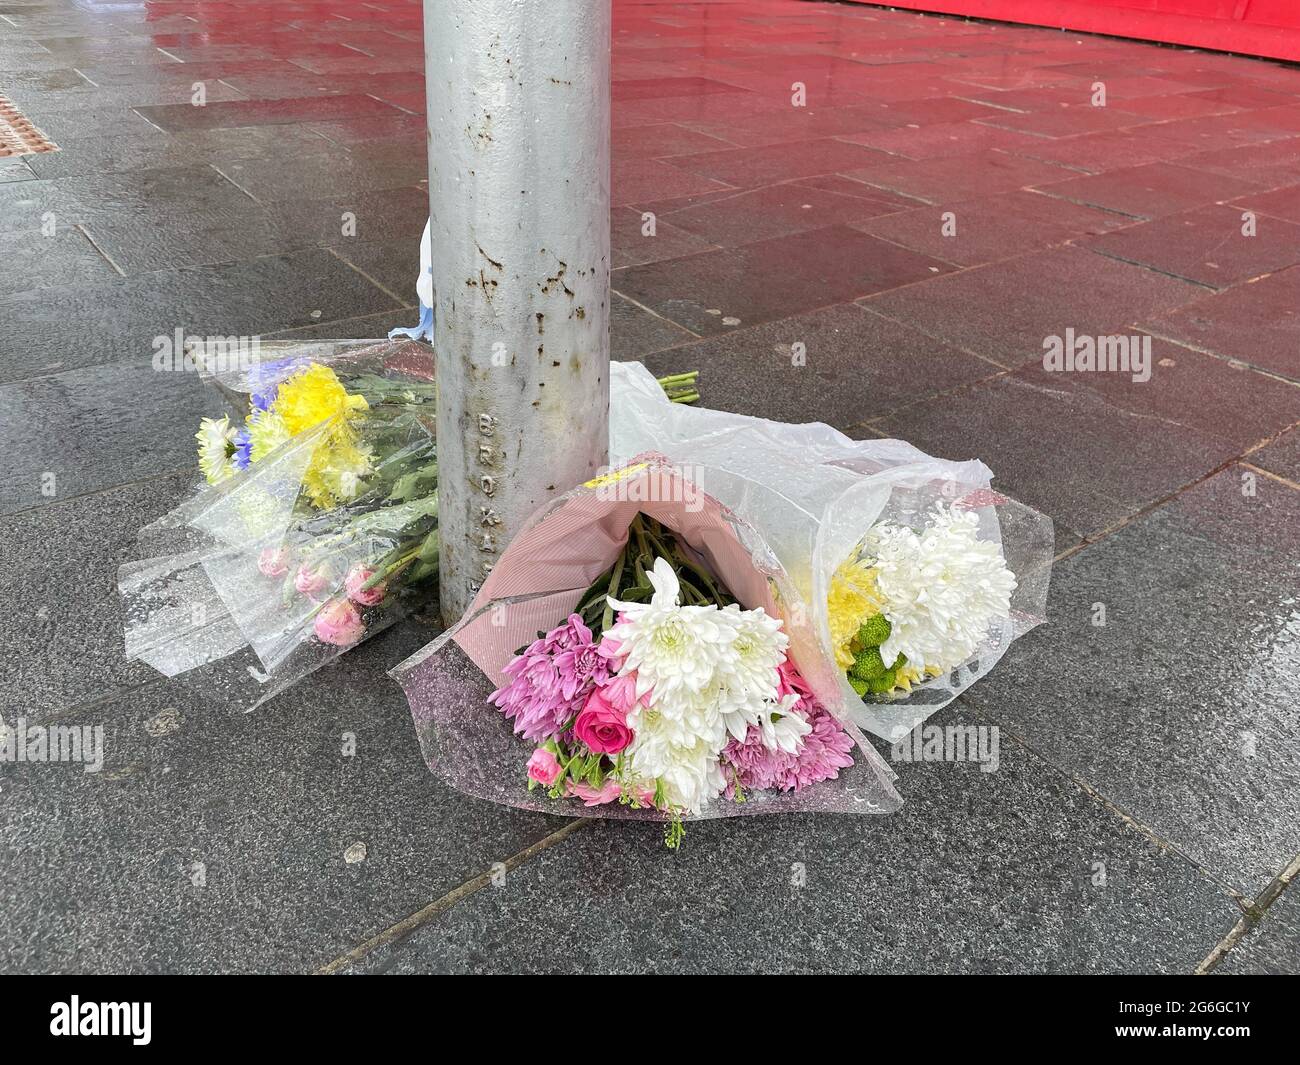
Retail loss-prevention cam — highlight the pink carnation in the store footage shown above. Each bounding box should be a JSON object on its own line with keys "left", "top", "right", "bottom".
{"left": 565, "top": 778, "right": 622, "bottom": 807}
{"left": 722, "top": 661, "right": 854, "bottom": 795}
{"left": 489, "top": 614, "right": 616, "bottom": 742}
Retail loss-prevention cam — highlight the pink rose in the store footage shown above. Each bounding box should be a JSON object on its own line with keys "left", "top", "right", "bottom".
{"left": 295, "top": 563, "right": 330, "bottom": 600}
{"left": 313, "top": 598, "right": 365, "bottom": 647}
{"left": 573, "top": 687, "right": 634, "bottom": 755}
{"left": 344, "top": 562, "right": 387, "bottom": 606}
{"left": 258, "top": 546, "right": 290, "bottom": 578}
{"left": 565, "top": 778, "right": 622, "bottom": 807}
{"left": 526, "top": 748, "right": 562, "bottom": 787}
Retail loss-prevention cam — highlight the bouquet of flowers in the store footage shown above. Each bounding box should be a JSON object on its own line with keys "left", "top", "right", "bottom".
{"left": 119, "top": 340, "right": 441, "bottom": 709}
{"left": 390, "top": 456, "right": 902, "bottom": 843}
{"left": 607, "top": 361, "right": 1054, "bottom": 741}
{"left": 121, "top": 342, "right": 703, "bottom": 710}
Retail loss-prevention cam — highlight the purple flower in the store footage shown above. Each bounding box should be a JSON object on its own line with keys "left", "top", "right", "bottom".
{"left": 722, "top": 664, "right": 854, "bottom": 795}
{"left": 489, "top": 614, "right": 614, "bottom": 742}
{"left": 232, "top": 427, "right": 252, "bottom": 470}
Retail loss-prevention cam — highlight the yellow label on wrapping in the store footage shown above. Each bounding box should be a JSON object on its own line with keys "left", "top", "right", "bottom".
{"left": 583, "top": 462, "right": 649, "bottom": 490}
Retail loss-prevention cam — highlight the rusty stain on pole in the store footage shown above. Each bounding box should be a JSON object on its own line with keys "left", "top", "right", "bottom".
{"left": 425, "top": 0, "right": 612, "bottom": 624}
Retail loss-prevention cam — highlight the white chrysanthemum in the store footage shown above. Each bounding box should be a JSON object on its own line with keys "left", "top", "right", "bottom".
{"left": 196, "top": 416, "right": 237, "bottom": 485}
{"left": 607, "top": 557, "right": 740, "bottom": 707}
{"left": 756, "top": 693, "right": 812, "bottom": 754}
{"left": 866, "top": 505, "right": 1017, "bottom": 673}
{"left": 715, "top": 605, "right": 787, "bottom": 738}
{"left": 624, "top": 707, "right": 727, "bottom": 815}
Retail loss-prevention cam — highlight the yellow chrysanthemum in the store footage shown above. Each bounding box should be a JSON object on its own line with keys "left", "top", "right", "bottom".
{"left": 272, "top": 363, "right": 369, "bottom": 436}
{"left": 827, "top": 554, "right": 887, "bottom": 669}
{"left": 301, "top": 434, "right": 373, "bottom": 510}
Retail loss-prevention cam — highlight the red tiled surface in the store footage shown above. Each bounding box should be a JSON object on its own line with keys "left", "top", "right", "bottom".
{"left": 978, "top": 105, "right": 1158, "bottom": 138}
{"left": 1144, "top": 266, "right": 1300, "bottom": 379}
{"left": 1231, "top": 183, "right": 1300, "bottom": 224}
{"left": 4, "top": 0, "right": 1300, "bottom": 403}
{"left": 1035, "top": 162, "right": 1272, "bottom": 220}
{"left": 863, "top": 247, "right": 1205, "bottom": 366}
{"left": 855, "top": 190, "right": 1130, "bottom": 268}
{"left": 839, "top": 149, "right": 1079, "bottom": 204}
{"left": 1086, "top": 204, "right": 1300, "bottom": 288}
{"left": 663, "top": 136, "right": 889, "bottom": 186}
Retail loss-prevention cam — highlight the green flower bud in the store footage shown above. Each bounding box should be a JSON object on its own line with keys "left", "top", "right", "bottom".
{"left": 855, "top": 614, "right": 892, "bottom": 648}
{"left": 867, "top": 668, "right": 897, "bottom": 694}
{"left": 848, "top": 675, "right": 869, "bottom": 697}
{"left": 850, "top": 646, "right": 886, "bottom": 681}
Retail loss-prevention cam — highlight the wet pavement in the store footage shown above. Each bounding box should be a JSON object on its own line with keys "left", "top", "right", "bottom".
{"left": 2, "top": 0, "right": 1299, "bottom": 973}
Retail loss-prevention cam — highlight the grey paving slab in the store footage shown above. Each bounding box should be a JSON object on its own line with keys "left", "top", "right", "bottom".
{"left": 22, "top": 126, "right": 334, "bottom": 180}
{"left": 612, "top": 204, "right": 721, "bottom": 269}
{"left": 1250, "top": 427, "right": 1300, "bottom": 483}
{"left": 611, "top": 292, "right": 696, "bottom": 360}
{"left": 0, "top": 158, "right": 36, "bottom": 183}
{"left": 79, "top": 203, "right": 313, "bottom": 274}
{"left": 265, "top": 186, "right": 429, "bottom": 246}
{"left": 877, "top": 369, "right": 1255, "bottom": 549}
{"left": 215, "top": 152, "right": 427, "bottom": 203}
{"left": 639, "top": 302, "right": 1001, "bottom": 430}
{"left": 0, "top": 623, "right": 565, "bottom": 974}
{"left": 1215, "top": 880, "right": 1300, "bottom": 974}
{"left": 342, "top": 705, "right": 1235, "bottom": 975}
{"left": 0, "top": 248, "right": 401, "bottom": 383}
{"left": 328, "top": 237, "right": 418, "bottom": 302}
{"left": 0, "top": 356, "right": 222, "bottom": 515}
{"left": 10, "top": 105, "right": 160, "bottom": 142}
{"left": 0, "top": 225, "right": 119, "bottom": 297}
{"left": 1006, "top": 336, "right": 1300, "bottom": 456}
{"left": 1, "top": 472, "right": 194, "bottom": 720}
{"left": 268, "top": 308, "right": 420, "bottom": 341}
{"left": 961, "top": 467, "right": 1300, "bottom": 897}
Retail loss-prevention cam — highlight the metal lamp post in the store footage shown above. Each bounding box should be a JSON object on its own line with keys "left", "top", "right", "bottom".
{"left": 424, "top": 0, "right": 612, "bottom": 624}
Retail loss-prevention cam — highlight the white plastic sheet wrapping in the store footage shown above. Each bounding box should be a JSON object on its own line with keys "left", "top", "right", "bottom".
{"left": 608, "top": 361, "right": 1054, "bottom": 741}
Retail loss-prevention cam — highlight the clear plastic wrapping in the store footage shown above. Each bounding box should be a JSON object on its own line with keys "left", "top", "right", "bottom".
{"left": 608, "top": 361, "right": 1054, "bottom": 741}
{"left": 119, "top": 340, "right": 438, "bottom": 711}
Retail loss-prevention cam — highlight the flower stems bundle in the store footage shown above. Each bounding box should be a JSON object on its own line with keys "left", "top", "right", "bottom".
{"left": 490, "top": 514, "right": 854, "bottom": 847}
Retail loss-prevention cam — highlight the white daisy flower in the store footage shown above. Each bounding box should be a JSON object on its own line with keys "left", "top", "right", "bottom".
{"left": 196, "top": 416, "right": 237, "bottom": 486}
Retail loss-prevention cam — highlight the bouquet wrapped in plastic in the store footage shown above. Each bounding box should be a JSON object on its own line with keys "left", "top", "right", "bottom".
{"left": 119, "top": 340, "right": 440, "bottom": 710}
{"left": 391, "top": 455, "right": 903, "bottom": 844}
{"left": 607, "top": 361, "right": 1054, "bottom": 741}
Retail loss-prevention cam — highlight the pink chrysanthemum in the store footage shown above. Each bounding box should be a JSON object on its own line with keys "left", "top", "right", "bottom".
{"left": 490, "top": 614, "right": 614, "bottom": 742}
{"left": 722, "top": 660, "right": 854, "bottom": 795}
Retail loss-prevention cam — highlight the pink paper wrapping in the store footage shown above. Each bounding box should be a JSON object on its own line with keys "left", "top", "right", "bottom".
{"left": 391, "top": 454, "right": 903, "bottom": 821}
